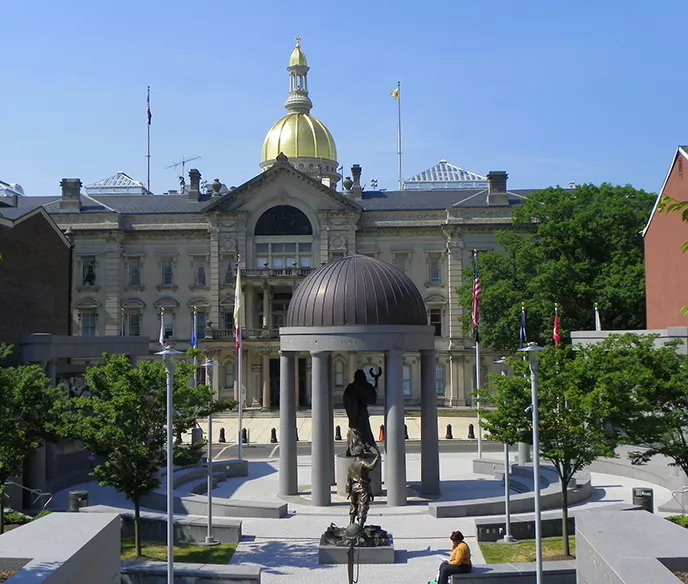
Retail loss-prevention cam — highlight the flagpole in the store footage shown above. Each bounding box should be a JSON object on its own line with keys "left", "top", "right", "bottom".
{"left": 146, "top": 86, "right": 151, "bottom": 193}
{"left": 192, "top": 306, "right": 198, "bottom": 388}
{"left": 396, "top": 80, "right": 402, "bottom": 190}
{"left": 235, "top": 255, "right": 243, "bottom": 462}
{"left": 472, "top": 249, "right": 483, "bottom": 459}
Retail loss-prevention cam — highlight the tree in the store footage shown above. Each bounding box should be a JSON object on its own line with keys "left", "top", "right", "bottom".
{"left": 482, "top": 345, "right": 622, "bottom": 557}
{"left": 458, "top": 184, "right": 656, "bottom": 352}
{"left": 0, "top": 345, "right": 62, "bottom": 533}
{"left": 57, "top": 354, "right": 233, "bottom": 556}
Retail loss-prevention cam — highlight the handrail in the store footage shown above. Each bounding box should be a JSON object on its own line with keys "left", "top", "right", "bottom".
{"left": 3, "top": 480, "right": 53, "bottom": 509}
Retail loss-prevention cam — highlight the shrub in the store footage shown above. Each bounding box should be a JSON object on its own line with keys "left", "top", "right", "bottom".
{"left": 667, "top": 515, "right": 688, "bottom": 528}
{"left": 3, "top": 511, "right": 31, "bottom": 525}
{"left": 34, "top": 510, "right": 52, "bottom": 520}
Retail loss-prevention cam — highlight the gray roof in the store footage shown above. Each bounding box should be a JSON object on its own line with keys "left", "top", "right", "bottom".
{"left": 286, "top": 255, "right": 427, "bottom": 327}
{"left": 0, "top": 205, "right": 39, "bottom": 221}
{"left": 360, "top": 188, "right": 535, "bottom": 211}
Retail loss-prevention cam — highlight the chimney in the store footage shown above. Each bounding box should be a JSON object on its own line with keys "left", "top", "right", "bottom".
{"left": 486, "top": 171, "right": 509, "bottom": 206}
{"left": 351, "top": 164, "right": 362, "bottom": 198}
{"left": 188, "top": 169, "right": 201, "bottom": 201}
{"left": 59, "top": 178, "right": 82, "bottom": 211}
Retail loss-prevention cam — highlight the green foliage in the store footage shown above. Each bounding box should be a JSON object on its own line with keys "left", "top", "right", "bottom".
{"left": 34, "top": 510, "right": 52, "bottom": 520}
{"left": 2, "top": 511, "right": 31, "bottom": 525}
{"left": 56, "top": 353, "right": 233, "bottom": 555}
{"left": 667, "top": 515, "right": 688, "bottom": 529}
{"left": 457, "top": 184, "right": 656, "bottom": 352}
{"left": 0, "top": 344, "right": 63, "bottom": 533}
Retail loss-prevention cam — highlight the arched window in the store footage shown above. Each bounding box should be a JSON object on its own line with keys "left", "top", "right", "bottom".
{"left": 254, "top": 205, "right": 312, "bottom": 236}
{"left": 334, "top": 359, "right": 345, "bottom": 387}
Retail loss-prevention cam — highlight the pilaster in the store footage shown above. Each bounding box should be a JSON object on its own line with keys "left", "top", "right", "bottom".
{"left": 104, "top": 238, "right": 123, "bottom": 335}
{"left": 208, "top": 224, "right": 221, "bottom": 329}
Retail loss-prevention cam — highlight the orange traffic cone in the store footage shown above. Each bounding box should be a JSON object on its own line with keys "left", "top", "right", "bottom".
{"left": 379, "top": 424, "right": 385, "bottom": 441}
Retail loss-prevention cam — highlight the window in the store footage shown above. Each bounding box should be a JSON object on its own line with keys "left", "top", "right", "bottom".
{"left": 429, "top": 308, "right": 443, "bottom": 336}
{"left": 393, "top": 253, "right": 409, "bottom": 275}
{"left": 222, "top": 310, "right": 234, "bottom": 331}
{"left": 163, "top": 311, "right": 174, "bottom": 339}
{"left": 221, "top": 256, "right": 234, "bottom": 286}
{"left": 402, "top": 364, "right": 412, "bottom": 397}
{"left": 81, "top": 312, "right": 97, "bottom": 336}
{"left": 196, "top": 311, "right": 207, "bottom": 339}
{"left": 194, "top": 260, "right": 207, "bottom": 287}
{"left": 128, "top": 258, "right": 141, "bottom": 287}
{"left": 255, "top": 242, "right": 312, "bottom": 269}
{"left": 225, "top": 362, "right": 235, "bottom": 388}
{"left": 436, "top": 365, "right": 445, "bottom": 396}
{"left": 428, "top": 255, "right": 442, "bottom": 284}
{"left": 254, "top": 205, "right": 313, "bottom": 236}
{"left": 161, "top": 260, "right": 174, "bottom": 287}
{"left": 82, "top": 256, "right": 96, "bottom": 286}
{"left": 334, "top": 360, "right": 345, "bottom": 387}
{"left": 128, "top": 312, "right": 141, "bottom": 336}
{"left": 330, "top": 252, "right": 345, "bottom": 261}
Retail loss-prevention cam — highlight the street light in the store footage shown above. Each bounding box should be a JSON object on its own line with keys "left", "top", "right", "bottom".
{"left": 155, "top": 345, "right": 183, "bottom": 584}
{"left": 494, "top": 356, "right": 515, "bottom": 544}
{"left": 519, "top": 342, "right": 545, "bottom": 584}
{"left": 202, "top": 358, "right": 219, "bottom": 546}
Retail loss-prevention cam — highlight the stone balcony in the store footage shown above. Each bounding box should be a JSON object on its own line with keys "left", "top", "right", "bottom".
{"left": 209, "top": 328, "right": 279, "bottom": 341}
{"left": 241, "top": 267, "right": 314, "bottom": 279}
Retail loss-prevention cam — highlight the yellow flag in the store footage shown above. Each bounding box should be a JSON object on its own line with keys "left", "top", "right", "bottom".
{"left": 390, "top": 87, "right": 399, "bottom": 101}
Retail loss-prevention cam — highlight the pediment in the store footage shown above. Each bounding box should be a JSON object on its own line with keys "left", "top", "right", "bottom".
{"left": 203, "top": 159, "right": 361, "bottom": 215}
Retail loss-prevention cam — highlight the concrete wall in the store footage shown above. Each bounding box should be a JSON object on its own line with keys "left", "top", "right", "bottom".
{"left": 644, "top": 150, "right": 688, "bottom": 329}
{"left": 571, "top": 327, "right": 688, "bottom": 355}
{"left": 0, "top": 212, "right": 70, "bottom": 356}
{"left": 576, "top": 509, "right": 688, "bottom": 584}
{"left": 121, "top": 561, "right": 261, "bottom": 584}
{"left": 0, "top": 512, "right": 120, "bottom": 584}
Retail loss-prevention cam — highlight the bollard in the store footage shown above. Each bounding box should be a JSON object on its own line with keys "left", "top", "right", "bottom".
{"left": 404, "top": 424, "right": 409, "bottom": 440}
{"left": 218, "top": 427, "right": 226, "bottom": 443}
{"left": 335, "top": 425, "right": 342, "bottom": 441}
{"left": 379, "top": 424, "right": 385, "bottom": 441}
{"left": 446, "top": 424, "right": 453, "bottom": 440}
{"left": 468, "top": 423, "right": 475, "bottom": 440}
{"left": 270, "top": 427, "right": 278, "bottom": 443}
{"left": 241, "top": 428, "right": 248, "bottom": 444}
{"left": 296, "top": 430, "right": 300, "bottom": 442}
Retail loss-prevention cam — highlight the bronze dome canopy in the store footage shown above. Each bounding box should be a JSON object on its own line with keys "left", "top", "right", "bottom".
{"left": 286, "top": 255, "right": 428, "bottom": 327}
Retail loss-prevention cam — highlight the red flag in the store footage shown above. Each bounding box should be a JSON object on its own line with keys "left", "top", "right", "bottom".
{"left": 471, "top": 250, "right": 481, "bottom": 341}
{"left": 553, "top": 305, "right": 561, "bottom": 347}
{"left": 146, "top": 86, "right": 152, "bottom": 125}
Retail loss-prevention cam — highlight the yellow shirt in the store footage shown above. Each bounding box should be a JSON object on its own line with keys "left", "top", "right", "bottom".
{"left": 448, "top": 541, "right": 471, "bottom": 566}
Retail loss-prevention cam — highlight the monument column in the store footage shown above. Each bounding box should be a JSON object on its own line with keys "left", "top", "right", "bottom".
{"left": 420, "top": 349, "right": 441, "bottom": 495}
{"left": 310, "top": 351, "right": 331, "bottom": 505}
{"left": 261, "top": 350, "right": 270, "bottom": 408}
{"left": 279, "top": 351, "right": 297, "bottom": 495}
{"left": 294, "top": 358, "right": 301, "bottom": 408}
{"left": 385, "top": 349, "right": 406, "bottom": 506}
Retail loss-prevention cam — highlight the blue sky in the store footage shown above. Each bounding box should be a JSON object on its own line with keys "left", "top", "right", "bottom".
{"left": 2, "top": 0, "right": 686, "bottom": 195}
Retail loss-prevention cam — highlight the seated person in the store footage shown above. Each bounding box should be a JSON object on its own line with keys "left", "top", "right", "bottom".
{"left": 435, "top": 530, "right": 472, "bottom": 584}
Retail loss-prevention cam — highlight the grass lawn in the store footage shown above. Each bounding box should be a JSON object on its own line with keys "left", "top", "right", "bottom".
{"left": 121, "top": 537, "right": 236, "bottom": 564}
{"left": 480, "top": 537, "right": 575, "bottom": 564}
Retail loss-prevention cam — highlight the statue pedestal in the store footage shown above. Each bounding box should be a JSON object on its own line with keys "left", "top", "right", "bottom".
{"left": 335, "top": 453, "right": 382, "bottom": 497}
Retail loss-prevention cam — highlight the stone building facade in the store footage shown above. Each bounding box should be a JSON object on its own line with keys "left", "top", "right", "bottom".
{"left": 13, "top": 40, "right": 544, "bottom": 408}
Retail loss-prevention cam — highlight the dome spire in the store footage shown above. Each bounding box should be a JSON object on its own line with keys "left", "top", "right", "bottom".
{"left": 285, "top": 36, "right": 313, "bottom": 115}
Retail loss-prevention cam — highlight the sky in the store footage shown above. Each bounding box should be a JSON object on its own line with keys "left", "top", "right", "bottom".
{"left": 2, "top": 0, "right": 687, "bottom": 196}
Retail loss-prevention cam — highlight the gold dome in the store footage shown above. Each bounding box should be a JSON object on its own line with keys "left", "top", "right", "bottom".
{"left": 261, "top": 113, "right": 337, "bottom": 163}
{"left": 289, "top": 44, "right": 307, "bottom": 67}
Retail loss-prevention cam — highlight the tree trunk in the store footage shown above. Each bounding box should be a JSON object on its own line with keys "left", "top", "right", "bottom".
{"left": 561, "top": 476, "right": 570, "bottom": 557}
{"left": 0, "top": 485, "right": 5, "bottom": 534}
{"left": 133, "top": 495, "right": 142, "bottom": 557}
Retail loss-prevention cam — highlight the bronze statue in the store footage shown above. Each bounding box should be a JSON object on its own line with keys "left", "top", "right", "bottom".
{"left": 346, "top": 441, "right": 380, "bottom": 527}
{"left": 343, "top": 369, "right": 378, "bottom": 455}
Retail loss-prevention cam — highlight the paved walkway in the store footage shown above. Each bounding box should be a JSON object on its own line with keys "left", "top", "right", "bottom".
{"left": 50, "top": 451, "right": 676, "bottom": 584}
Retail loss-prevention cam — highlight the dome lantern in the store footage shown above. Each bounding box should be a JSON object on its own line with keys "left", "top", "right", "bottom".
{"left": 260, "top": 37, "right": 340, "bottom": 188}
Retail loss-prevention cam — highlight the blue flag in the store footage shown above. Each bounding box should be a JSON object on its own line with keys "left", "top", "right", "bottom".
{"left": 190, "top": 308, "right": 197, "bottom": 349}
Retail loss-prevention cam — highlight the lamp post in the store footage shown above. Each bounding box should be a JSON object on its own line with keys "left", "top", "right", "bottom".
{"left": 155, "top": 345, "right": 183, "bottom": 584}
{"left": 519, "top": 342, "right": 545, "bottom": 584}
{"left": 202, "top": 358, "right": 219, "bottom": 546}
{"left": 494, "top": 356, "right": 515, "bottom": 544}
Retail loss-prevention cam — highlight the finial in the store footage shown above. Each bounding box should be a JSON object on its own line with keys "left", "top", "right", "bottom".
{"left": 473, "top": 248, "right": 477, "bottom": 254}
{"left": 161, "top": 306, "right": 165, "bottom": 314}
{"left": 521, "top": 301, "right": 525, "bottom": 309}
{"left": 193, "top": 305, "right": 197, "bottom": 314}
{"left": 295, "top": 35, "right": 301, "bottom": 47}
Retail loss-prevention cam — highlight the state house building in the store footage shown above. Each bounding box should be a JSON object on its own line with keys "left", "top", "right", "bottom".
{"left": 10, "top": 40, "right": 543, "bottom": 409}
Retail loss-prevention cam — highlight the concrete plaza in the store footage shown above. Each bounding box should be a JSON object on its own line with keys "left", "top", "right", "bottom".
{"left": 48, "top": 443, "right": 676, "bottom": 584}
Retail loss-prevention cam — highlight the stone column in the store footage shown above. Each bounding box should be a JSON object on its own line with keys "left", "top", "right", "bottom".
{"left": 262, "top": 351, "right": 270, "bottom": 408}
{"left": 326, "top": 353, "right": 335, "bottom": 486}
{"left": 279, "top": 351, "right": 297, "bottom": 495}
{"left": 46, "top": 359, "right": 57, "bottom": 387}
{"left": 310, "top": 351, "right": 331, "bottom": 505}
{"left": 348, "top": 352, "right": 357, "bottom": 381}
{"left": 385, "top": 349, "right": 406, "bottom": 506}
{"left": 305, "top": 361, "right": 313, "bottom": 405}
{"left": 103, "top": 240, "right": 123, "bottom": 335}
{"left": 208, "top": 226, "right": 221, "bottom": 328}
{"left": 246, "top": 286, "right": 254, "bottom": 329}
{"left": 262, "top": 283, "right": 270, "bottom": 328}
{"left": 420, "top": 350, "right": 440, "bottom": 495}
{"left": 294, "top": 356, "right": 301, "bottom": 408}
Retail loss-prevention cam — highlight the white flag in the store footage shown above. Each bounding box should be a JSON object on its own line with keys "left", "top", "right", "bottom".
{"left": 233, "top": 261, "right": 243, "bottom": 350}
{"left": 594, "top": 304, "right": 602, "bottom": 332}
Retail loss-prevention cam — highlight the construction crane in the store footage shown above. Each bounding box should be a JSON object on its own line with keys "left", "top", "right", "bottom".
{"left": 166, "top": 156, "right": 201, "bottom": 190}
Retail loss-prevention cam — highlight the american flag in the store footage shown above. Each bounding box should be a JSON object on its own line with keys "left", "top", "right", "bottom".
{"left": 553, "top": 304, "right": 561, "bottom": 347}
{"left": 519, "top": 303, "right": 527, "bottom": 349}
{"left": 472, "top": 250, "right": 481, "bottom": 341}
{"left": 146, "top": 86, "right": 152, "bottom": 126}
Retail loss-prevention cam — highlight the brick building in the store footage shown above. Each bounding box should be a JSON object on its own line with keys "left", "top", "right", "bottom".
{"left": 0, "top": 198, "right": 71, "bottom": 359}
{"left": 643, "top": 146, "right": 688, "bottom": 329}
